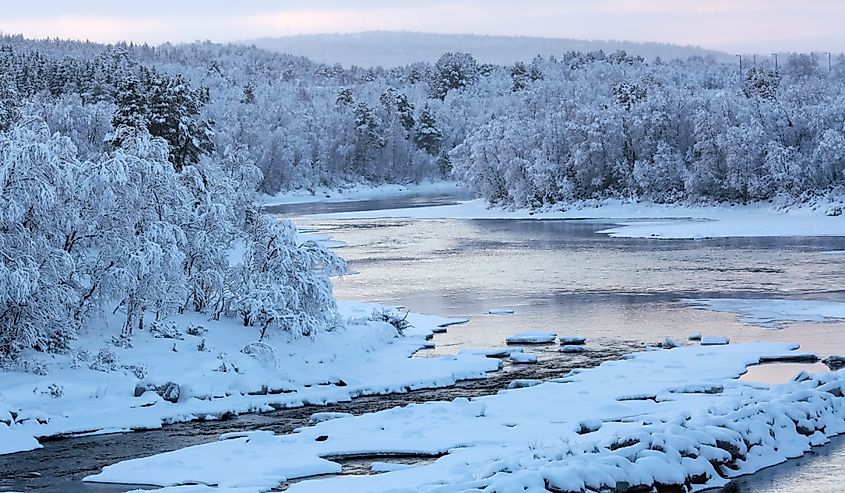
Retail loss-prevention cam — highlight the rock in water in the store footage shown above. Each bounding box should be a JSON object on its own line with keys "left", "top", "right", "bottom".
{"left": 700, "top": 336, "right": 730, "bottom": 346}
{"left": 559, "top": 336, "right": 587, "bottom": 346}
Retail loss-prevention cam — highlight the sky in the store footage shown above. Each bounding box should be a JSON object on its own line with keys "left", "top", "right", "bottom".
{"left": 0, "top": 0, "right": 842, "bottom": 53}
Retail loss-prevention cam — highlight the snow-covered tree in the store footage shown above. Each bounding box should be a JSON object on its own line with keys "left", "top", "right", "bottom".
{"left": 430, "top": 52, "right": 480, "bottom": 100}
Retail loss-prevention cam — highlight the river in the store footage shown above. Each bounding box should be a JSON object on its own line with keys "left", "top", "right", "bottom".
{"left": 3, "top": 190, "right": 845, "bottom": 492}
{"left": 284, "top": 191, "right": 845, "bottom": 492}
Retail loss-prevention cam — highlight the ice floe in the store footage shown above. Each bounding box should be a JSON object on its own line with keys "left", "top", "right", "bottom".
{"left": 686, "top": 298, "right": 845, "bottom": 328}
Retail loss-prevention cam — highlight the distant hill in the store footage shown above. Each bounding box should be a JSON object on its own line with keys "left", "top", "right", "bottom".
{"left": 246, "top": 31, "right": 732, "bottom": 68}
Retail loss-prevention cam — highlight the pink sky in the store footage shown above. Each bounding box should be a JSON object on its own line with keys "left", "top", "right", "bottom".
{"left": 1, "top": 0, "right": 842, "bottom": 53}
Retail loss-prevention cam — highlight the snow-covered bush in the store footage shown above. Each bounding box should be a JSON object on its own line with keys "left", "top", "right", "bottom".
{"left": 89, "top": 348, "right": 119, "bottom": 372}
{"left": 149, "top": 320, "right": 184, "bottom": 340}
{"left": 371, "top": 309, "right": 412, "bottom": 335}
{"left": 41, "top": 383, "right": 63, "bottom": 399}
{"left": 241, "top": 341, "right": 280, "bottom": 369}
{"left": 215, "top": 352, "right": 240, "bottom": 373}
{"left": 186, "top": 324, "right": 207, "bottom": 337}
{"left": 124, "top": 363, "right": 149, "bottom": 380}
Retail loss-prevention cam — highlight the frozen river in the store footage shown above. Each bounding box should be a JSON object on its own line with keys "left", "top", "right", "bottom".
{"left": 283, "top": 192, "right": 845, "bottom": 492}
{"left": 288, "top": 200, "right": 845, "bottom": 361}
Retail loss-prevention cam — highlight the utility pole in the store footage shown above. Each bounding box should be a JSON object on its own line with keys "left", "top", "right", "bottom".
{"left": 736, "top": 54, "right": 742, "bottom": 80}
{"left": 753, "top": 54, "right": 757, "bottom": 67}
{"left": 772, "top": 53, "right": 778, "bottom": 71}
{"left": 829, "top": 52, "right": 833, "bottom": 74}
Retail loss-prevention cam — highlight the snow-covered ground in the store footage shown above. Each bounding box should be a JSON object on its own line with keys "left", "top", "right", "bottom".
{"left": 687, "top": 299, "right": 845, "bottom": 328}
{"left": 310, "top": 197, "right": 845, "bottom": 239}
{"left": 86, "top": 342, "right": 845, "bottom": 493}
{"left": 0, "top": 302, "right": 500, "bottom": 456}
{"left": 262, "top": 181, "right": 468, "bottom": 207}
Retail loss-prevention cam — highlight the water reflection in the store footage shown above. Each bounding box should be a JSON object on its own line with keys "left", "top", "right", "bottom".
{"left": 292, "top": 215, "right": 845, "bottom": 356}
{"left": 740, "top": 362, "right": 832, "bottom": 384}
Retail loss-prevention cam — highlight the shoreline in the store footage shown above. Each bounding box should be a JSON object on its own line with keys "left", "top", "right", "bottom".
{"left": 0, "top": 341, "right": 642, "bottom": 492}
{"left": 282, "top": 187, "right": 844, "bottom": 240}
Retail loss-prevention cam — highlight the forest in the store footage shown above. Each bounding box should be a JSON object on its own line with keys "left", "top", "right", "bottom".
{"left": 1, "top": 34, "right": 844, "bottom": 359}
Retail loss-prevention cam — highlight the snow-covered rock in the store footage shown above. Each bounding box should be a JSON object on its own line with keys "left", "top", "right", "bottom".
{"left": 509, "top": 353, "right": 538, "bottom": 364}
{"left": 309, "top": 412, "right": 354, "bottom": 424}
{"left": 700, "top": 336, "right": 730, "bottom": 346}
{"left": 507, "top": 379, "right": 542, "bottom": 389}
{"left": 662, "top": 338, "right": 682, "bottom": 348}
{"left": 559, "top": 336, "right": 587, "bottom": 346}
{"left": 505, "top": 331, "right": 557, "bottom": 344}
{"left": 823, "top": 355, "right": 845, "bottom": 370}
{"left": 560, "top": 346, "right": 587, "bottom": 353}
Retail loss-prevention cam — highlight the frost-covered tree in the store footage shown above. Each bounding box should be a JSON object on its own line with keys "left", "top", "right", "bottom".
{"left": 0, "top": 123, "right": 79, "bottom": 357}
{"left": 430, "top": 52, "right": 480, "bottom": 100}
{"left": 414, "top": 104, "right": 442, "bottom": 156}
{"left": 230, "top": 216, "right": 345, "bottom": 339}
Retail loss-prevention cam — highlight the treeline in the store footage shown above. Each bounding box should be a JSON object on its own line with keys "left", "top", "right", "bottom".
{"left": 453, "top": 52, "right": 845, "bottom": 207}
{"left": 0, "top": 38, "right": 345, "bottom": 361}
{"left": 3, "top": 36, "right": 845, "bottom": 209}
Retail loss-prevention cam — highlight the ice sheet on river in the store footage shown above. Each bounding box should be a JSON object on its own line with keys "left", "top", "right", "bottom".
{"left": 687, "top": 298, "right": 845, "bottom": 328}
{"left": 310, "top": 198, "right": 844, "bottom": 239}
{"left": 86, "top": 342, "right": 845, "bottom": 493}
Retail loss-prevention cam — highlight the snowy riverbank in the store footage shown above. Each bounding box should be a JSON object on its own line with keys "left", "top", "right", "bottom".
{"left": 86, "top": 342, "right": 845, "bottom": 492}
{"left": 263, "top": 181, "right": 469, "bottom": 207}
{"left": 309, "top": 195, "right": 845, "bottom": 239}
{"left": 0, "top": 302, "right": 499, "bottom": 456}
